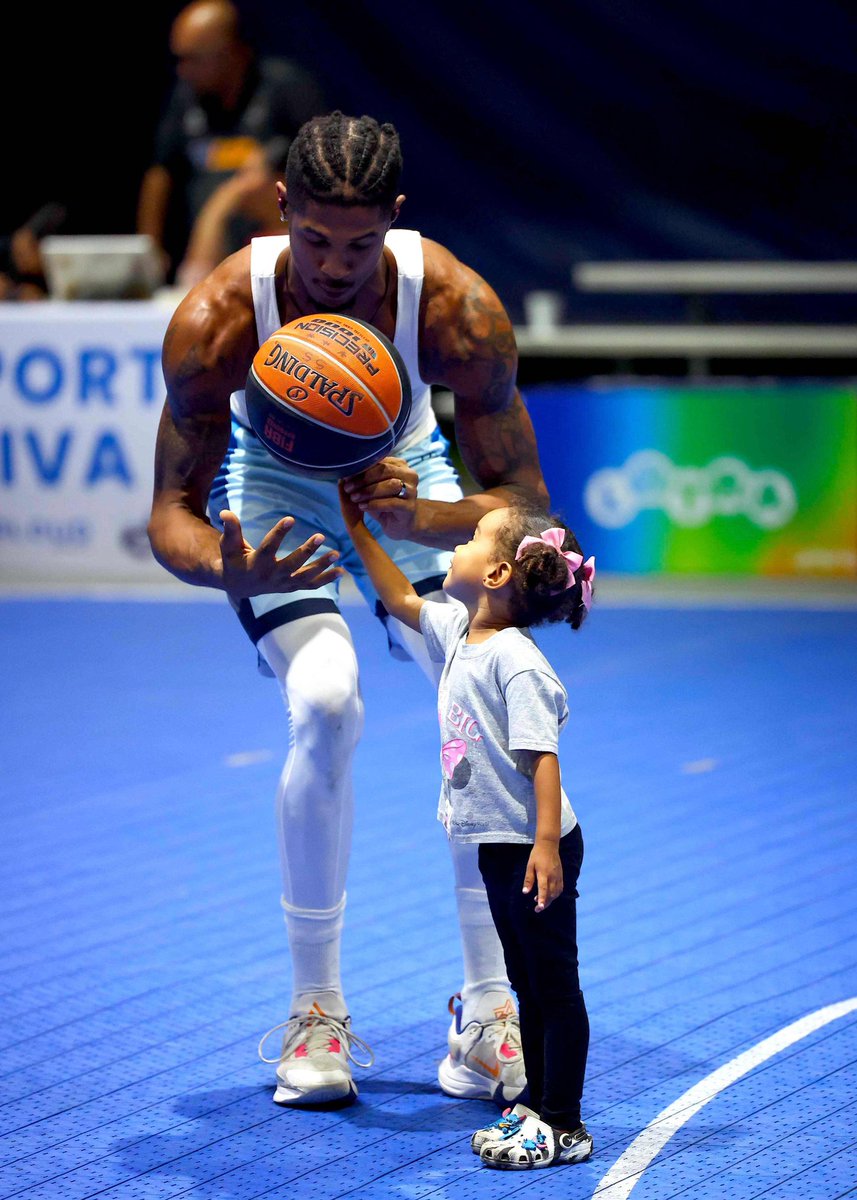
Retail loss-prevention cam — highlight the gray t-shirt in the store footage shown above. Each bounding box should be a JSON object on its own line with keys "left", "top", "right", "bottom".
{"left": 419, "top": 600, "right": 577, "bottom": 844}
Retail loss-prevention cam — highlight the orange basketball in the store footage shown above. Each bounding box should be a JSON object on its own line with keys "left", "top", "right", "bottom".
{"left": 244, "top": 314, "right": 412, "bottom": 479}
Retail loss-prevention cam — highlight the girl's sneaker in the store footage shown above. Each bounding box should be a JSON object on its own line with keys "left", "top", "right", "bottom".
{"left": 480, "top": 1115, "right": 593, "bottom": 1169}
{"left": 470, "top": 1103, "right": 538, "bottom": 1154}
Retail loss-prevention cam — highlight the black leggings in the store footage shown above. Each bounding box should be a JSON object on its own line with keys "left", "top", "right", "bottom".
{"left": 478, "top": 825, "right": 589, "bottom": 1130}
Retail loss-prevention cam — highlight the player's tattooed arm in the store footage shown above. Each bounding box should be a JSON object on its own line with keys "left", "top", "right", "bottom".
{"left": 148, "top": 281, "right": 252, "bottom": 587}
{"left": 149, "top": 379, "right": 342, "bottom": 599}
{"left": 156, "top": 313, "right": 242, "bottom": 516}
{"left": 410, "top": 247, "right": 549, "bottom": 547}
{"left": 149, "top": 271, "right": 340, "bottom": 597}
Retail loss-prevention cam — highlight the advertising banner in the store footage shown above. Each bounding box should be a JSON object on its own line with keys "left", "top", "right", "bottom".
{"left": 524, "top": 384, "right": 857, "bottom": 576}
{"left": 0, "top": 304, "right": 173, "bottom": 583}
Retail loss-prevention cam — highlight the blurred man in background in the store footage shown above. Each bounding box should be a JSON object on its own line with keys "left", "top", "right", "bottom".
{"left": 137, "top": 0, "right": 325, "bottom": 280}
{"left": 175, "top": 137, "right": 289, "bottom": 290}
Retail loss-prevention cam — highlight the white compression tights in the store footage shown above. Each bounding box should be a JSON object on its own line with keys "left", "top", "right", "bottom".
{"left": 259, "top": 604, "right": 511, "bottom": 1024}
{"left": 260, "top": 613, "right": 362, "bottom": 1019}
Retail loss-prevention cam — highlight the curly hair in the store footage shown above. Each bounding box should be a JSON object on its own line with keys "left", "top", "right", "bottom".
{"left": 493, "top": 504, "right": 593, "bottom": 631}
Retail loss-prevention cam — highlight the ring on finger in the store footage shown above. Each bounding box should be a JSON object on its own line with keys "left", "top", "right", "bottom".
{"left": 396, "top": 481, "right": 408, "bottom": 499}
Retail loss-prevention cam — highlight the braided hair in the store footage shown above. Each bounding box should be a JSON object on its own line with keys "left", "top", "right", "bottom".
{"left": 285, "top": 111, "right": 403, "bottom": 211}
{"left": 494, "top": 505, "right": 593, "bottom": 631}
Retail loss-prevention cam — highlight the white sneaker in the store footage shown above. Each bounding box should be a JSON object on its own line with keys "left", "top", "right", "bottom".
{"left": 437, "top": 993, "right": 526, "bottom": 1103}
{"left": 258, "top": 1003, "right": 374, "bottom": 1106}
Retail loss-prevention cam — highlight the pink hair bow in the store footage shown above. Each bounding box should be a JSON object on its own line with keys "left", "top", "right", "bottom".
{"left": 516, "top": 528, "right": 596, "bottom": 607}
{"left": 578, "top": 555, "right": 596, "bottom": 610}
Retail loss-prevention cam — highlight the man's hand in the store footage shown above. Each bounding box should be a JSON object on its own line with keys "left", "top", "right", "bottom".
{"left": 522, "top": 841, "right": 564, "bottom": 913}
{"left": 219, "top": 510, "right": 343, "bottom": 598}
{"left": 341, "top": 457, "right": 419, "bottom": 541}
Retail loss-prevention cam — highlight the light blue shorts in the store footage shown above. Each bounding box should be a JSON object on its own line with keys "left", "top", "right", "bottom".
{"left": 209, "top": 420, "right": 461, "bottom": 651}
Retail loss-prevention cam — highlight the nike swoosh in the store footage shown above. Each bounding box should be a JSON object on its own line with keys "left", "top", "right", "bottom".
{"left": 472, "top": 1056, "right": 501, "bottom": 1079}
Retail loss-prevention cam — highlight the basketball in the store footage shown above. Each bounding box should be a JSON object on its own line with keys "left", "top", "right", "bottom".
{"left": 244, "top": 314, "right": 412, "bottom": 480}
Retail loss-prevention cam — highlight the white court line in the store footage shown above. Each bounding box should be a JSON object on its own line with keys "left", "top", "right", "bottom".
{"left": 595, "top": 996, "right": 857, "bottom": 1198}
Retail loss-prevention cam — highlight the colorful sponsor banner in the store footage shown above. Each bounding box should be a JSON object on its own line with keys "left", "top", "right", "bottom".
{"left": 524, "top": 384, "right": 857, "bottom": 576}
{"left": 0, "top": 303, "right": 173, "bottom": 582}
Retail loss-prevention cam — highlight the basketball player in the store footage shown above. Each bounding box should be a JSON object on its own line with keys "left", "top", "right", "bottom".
{"left": 148, "top": 112, "right": 550, "bottom": 1108}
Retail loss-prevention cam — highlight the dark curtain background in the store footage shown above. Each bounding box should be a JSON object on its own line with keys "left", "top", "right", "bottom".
{"left": 6, "top": 0, "right": 856, "bottom": 320}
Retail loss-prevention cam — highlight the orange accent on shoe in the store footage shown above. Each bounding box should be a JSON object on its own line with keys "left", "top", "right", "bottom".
{"left": 472, "top": 1056, "right": 501, "bottom": 1079}
{"left": 493, "top": 998, "right": 516, "bottom": 1021}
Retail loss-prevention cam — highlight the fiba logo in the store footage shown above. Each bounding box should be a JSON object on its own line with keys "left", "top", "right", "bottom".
{"left": 584, "top": 450, "right": 797, "bottom": 530}
{"left": 262, "top": 415, "right": 295, "bottom": 454}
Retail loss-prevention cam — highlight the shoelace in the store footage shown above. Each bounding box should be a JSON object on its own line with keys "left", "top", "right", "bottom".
{"left": 480, "top": 1012, "right": 522, "bottom": 1056}
{"left": 258, "top": 1013, "right": 375, "bottom": 1069}
{"left": 448, "top": 992, "right": 522, "bottom": 1051}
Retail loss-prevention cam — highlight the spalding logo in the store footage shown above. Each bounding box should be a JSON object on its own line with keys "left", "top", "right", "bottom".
{"left": 286, "top": 386, "right": 308, "bottom": 402}
{"left": 263, "top": 343, "right": 363, "bottom": 418}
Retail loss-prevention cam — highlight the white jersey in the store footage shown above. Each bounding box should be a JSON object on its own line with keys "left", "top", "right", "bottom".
{"left": 230, "top": 229, "right": 437, "bottom": 451}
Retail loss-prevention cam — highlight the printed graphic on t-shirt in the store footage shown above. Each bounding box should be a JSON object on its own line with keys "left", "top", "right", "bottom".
{"left": 441, "top": 698, "right": 483, "bottom": 789}
{"left": 441, "top": 738, "right": 470, "bottom": 788}
{"left": 447, "top": 701, "right": 482, "bottom": 743}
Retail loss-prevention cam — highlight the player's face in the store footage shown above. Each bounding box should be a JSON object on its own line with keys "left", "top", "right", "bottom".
{"left": 286, "top": 200, "right": 394, "bottom": 310}
{"left": 444, "top": 508, "right": 510, "bottom": 604}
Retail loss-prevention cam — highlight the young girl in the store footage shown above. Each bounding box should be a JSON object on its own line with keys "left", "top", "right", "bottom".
{"left": 340, "top": 486, "right": 595, "bottom": 1170}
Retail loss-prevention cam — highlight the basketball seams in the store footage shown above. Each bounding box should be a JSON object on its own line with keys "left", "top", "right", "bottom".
{"left": 249, "top": 365, "right": 392, "bottom": 442}
{"left": 339, "top": 314, "right": 413, "bottom": 408}
{"left": 245, "top": 313, "right": 413, "bottom": 478}
{"left": 279, "top": 332, "right": 398, "bottom": 433}
{"left": 271, "top": 446, "right": 391, "bottom": 473}
{"left": 260, "top": 331, "right": 401, "bottom": 437}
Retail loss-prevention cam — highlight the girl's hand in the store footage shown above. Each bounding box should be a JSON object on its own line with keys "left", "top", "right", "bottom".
{"left": 523, "top": 842, "right": 564, "bottom": 912}
{"left": 338, "top": 480, "right": 365, "bottom": 534}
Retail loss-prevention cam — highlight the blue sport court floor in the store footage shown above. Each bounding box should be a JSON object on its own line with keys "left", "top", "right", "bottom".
{"left": 1, "top": 584, "right": 856, "bottom": 1199}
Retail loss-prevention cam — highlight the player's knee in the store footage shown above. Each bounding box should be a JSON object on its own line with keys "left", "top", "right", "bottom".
{"left": 261, "top": 615, "right": 364, "bottom": 749}
{"left": 293, "top": 671, "right": 364, "bottom": 749}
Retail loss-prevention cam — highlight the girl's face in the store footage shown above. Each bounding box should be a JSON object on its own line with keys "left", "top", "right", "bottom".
{"left": 444, "top": 507, "right": 510, "bottom": 604}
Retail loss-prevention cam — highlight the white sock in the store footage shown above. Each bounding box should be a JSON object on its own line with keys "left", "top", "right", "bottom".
{"left": 454, "top": 883, "right": 515, "bottom": 1025}
{"left": 282, "top": 894, "right": 348, "bottom": 1020}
